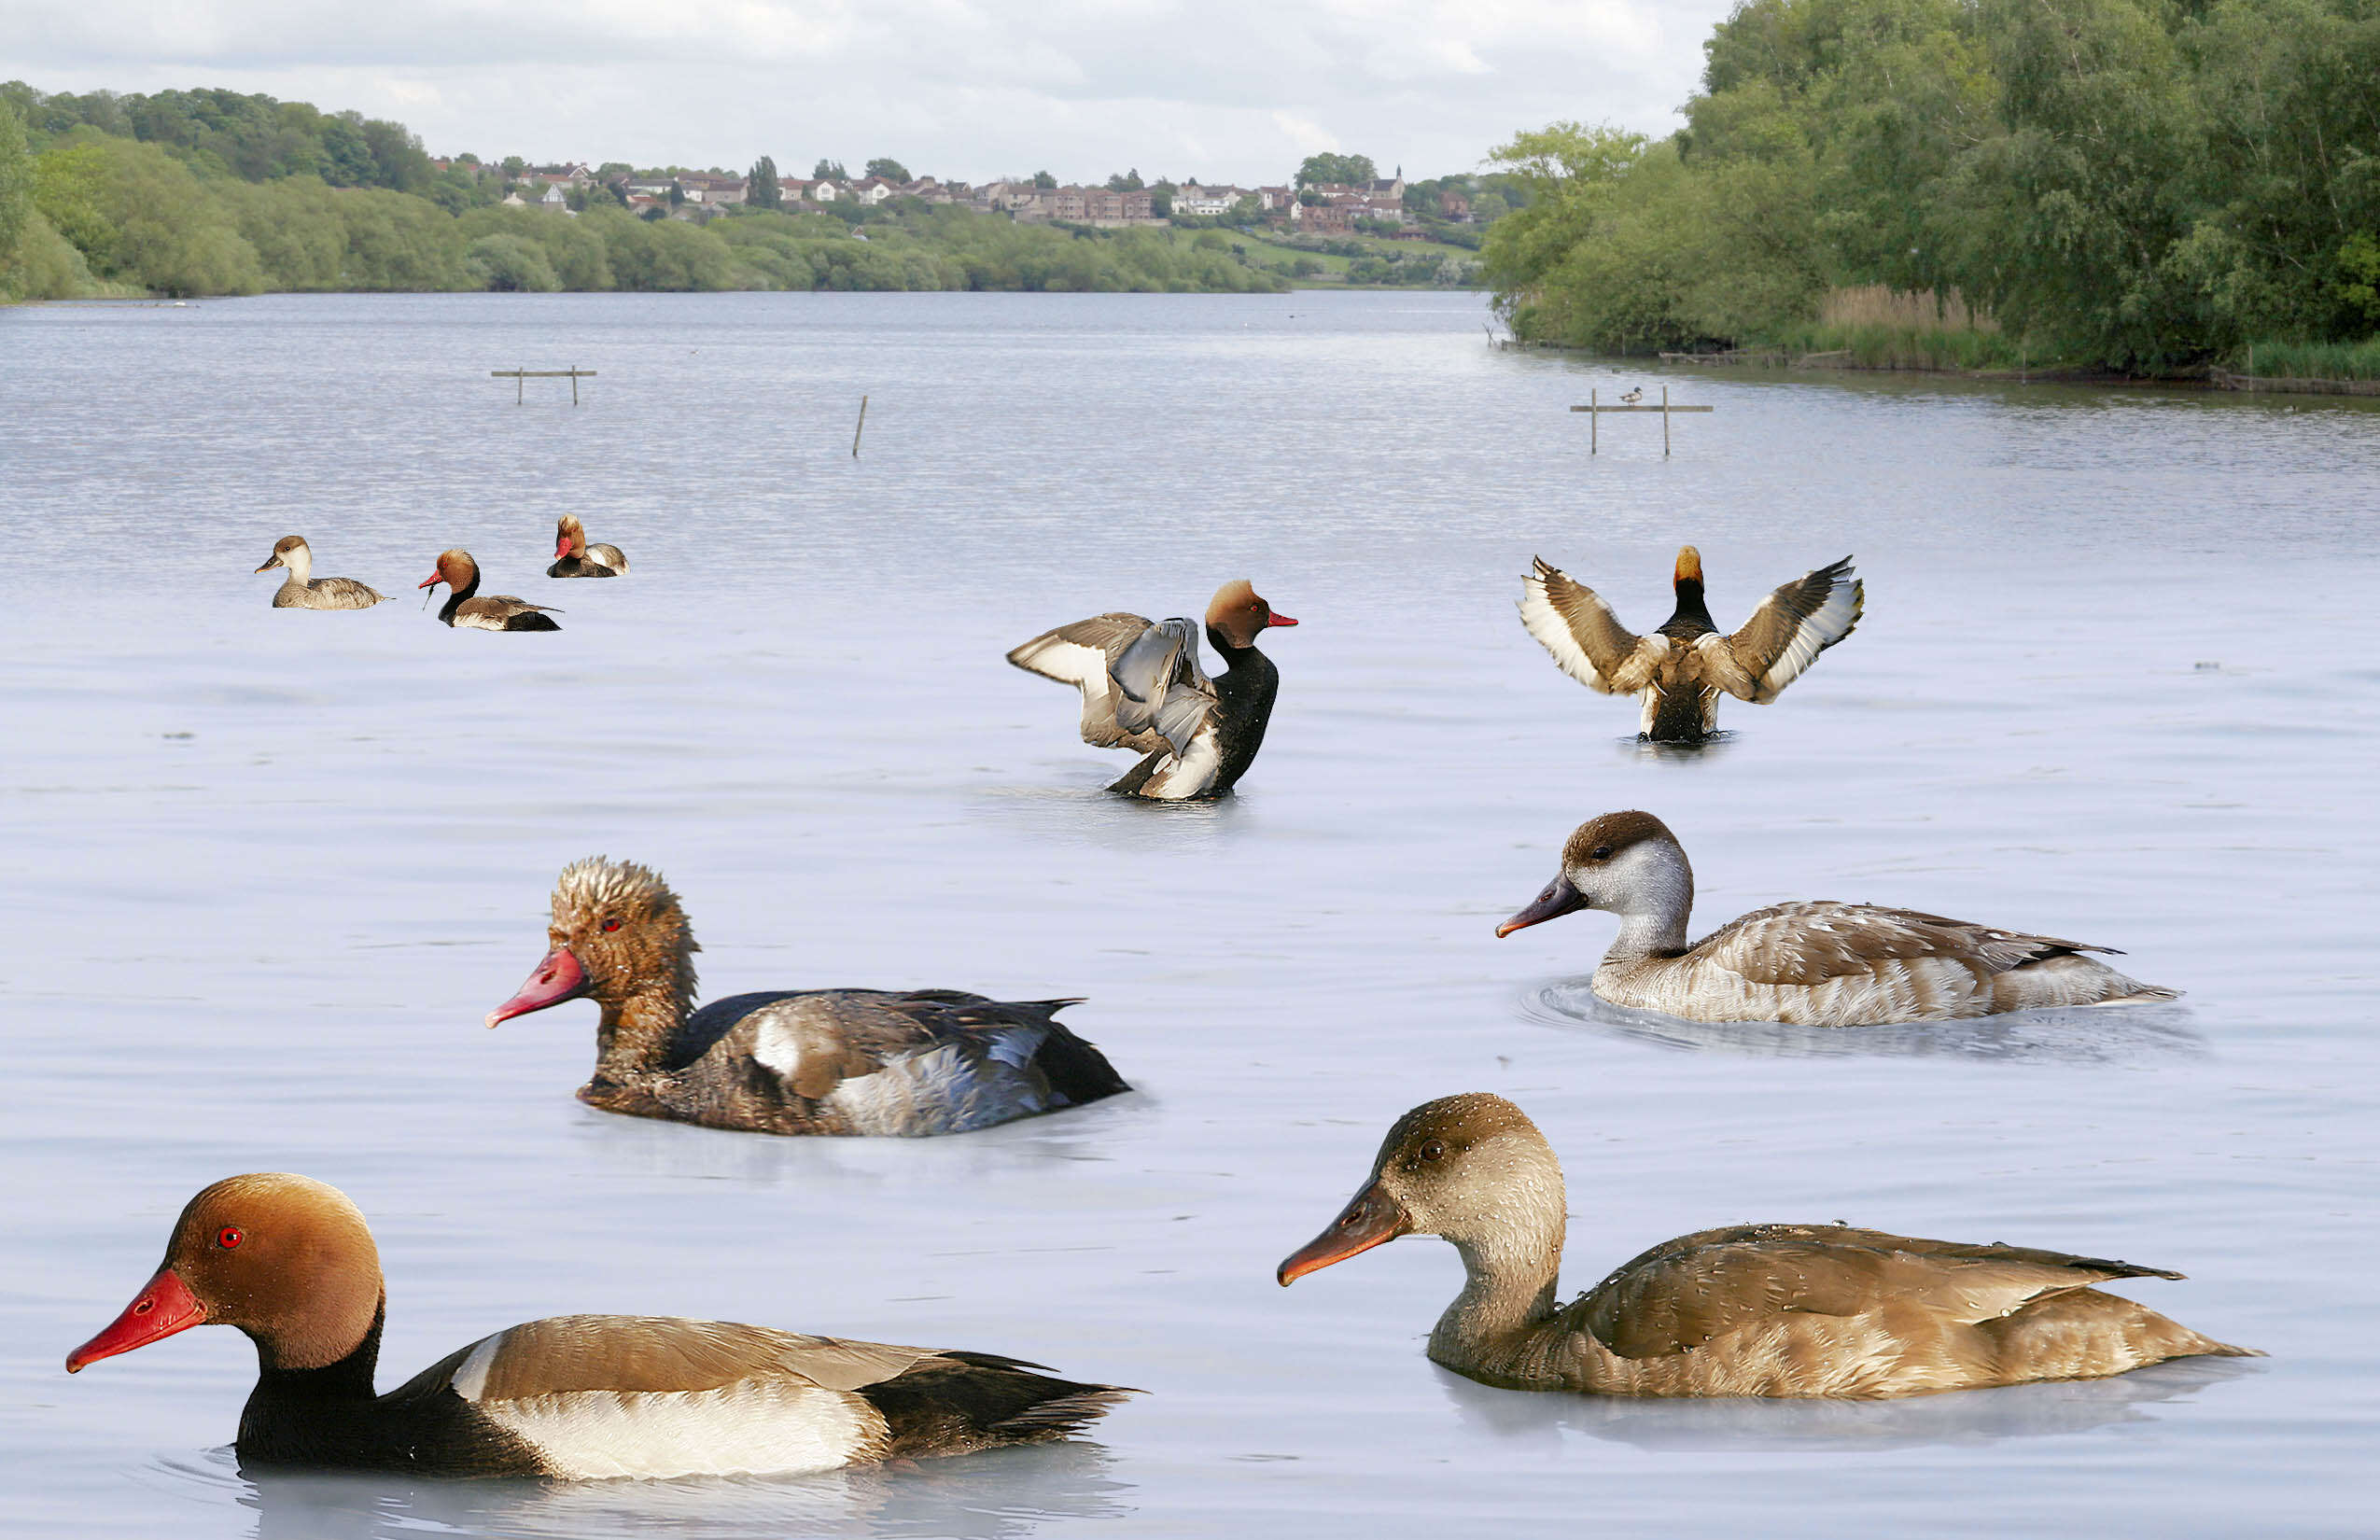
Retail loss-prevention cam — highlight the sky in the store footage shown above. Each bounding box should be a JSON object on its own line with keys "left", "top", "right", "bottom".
{"left": 0, "top": 0, "right": 1741, "bottom": 183}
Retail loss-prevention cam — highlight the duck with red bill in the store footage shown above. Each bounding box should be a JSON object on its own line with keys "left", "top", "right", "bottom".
{"left": 66, "top": 1267, "right": 206, "bottom": 1372}
{"left": 484, "top": 946, "right": 591, "bottom": 1028}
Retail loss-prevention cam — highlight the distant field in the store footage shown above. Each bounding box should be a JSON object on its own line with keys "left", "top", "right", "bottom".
{"left": 1234, "top": 229, "right": 1485, "bottom": 288}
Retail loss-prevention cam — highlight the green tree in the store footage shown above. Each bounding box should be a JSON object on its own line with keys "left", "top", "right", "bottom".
{"left": 812, "top": 158, "right": 846, "bottom": 180}
{"left": 0, "top": 97, "right": 30, "bottom": 268}
{"left": 864, "top": 157, "right": 910, "bottom": 183}
{"left": 1106, "top": 168, "right": 1143, "bottom": 190}
{"left": 1295, "top": 152, "right": 1377, "bottom": 187}
{"left": 1031, "top": 169, "right": 1057, "bottom": 189}
{"left": 748, "top": 154, "right": 781, "bottom": 208}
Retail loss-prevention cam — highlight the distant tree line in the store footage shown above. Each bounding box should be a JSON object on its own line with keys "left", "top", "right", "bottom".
{"left": 0, "top": 84, "right": 1285, "bottom": 299}
{"left": 1483, "top": 0, "right": 2380, "bottom": 371}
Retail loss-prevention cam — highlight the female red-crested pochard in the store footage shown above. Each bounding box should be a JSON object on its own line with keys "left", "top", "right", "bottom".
{"left": 548, "top": 514, "right": 628, "bottom": 579}
{"left": 67, "top": 1173, "right": 1130, "bottom": 1477}
{"left": 485, "top": 857, "right": 1129, "bottom": 1136}
{"left": 1280, "top": 1094, "right": 2252, "bottom": 1399}
{"left": 419, "top": 549, "right": 562, "bottom": 631}
{"left": 254, "top": 536, "right": 386, "bottom": 609}
{"left": 1520, "top": 547, "right": 1861, "bottom": 742}
{"left": 1495, "top": 810, "right": 2179, "bottom": 1026}
{"left": 1007, "top": 580, "right": 1297, "bottom": 800}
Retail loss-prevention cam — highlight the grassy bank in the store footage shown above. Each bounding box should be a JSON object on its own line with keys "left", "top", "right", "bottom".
{"left": 2232, "top": 337, "right": 2380, "bottom": 381}
{"left": 1762, "top": 287, "right": 2042, "bottom": 371}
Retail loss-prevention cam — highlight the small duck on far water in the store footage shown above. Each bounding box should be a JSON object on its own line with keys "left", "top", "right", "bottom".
{"left": 1619, "top": 386, "right": 1644, "bottom": 403}
{"left": 418, "top": 550, "right": 562, "bottom": 631}
{"left": 547, "top": 514, "right": 628, "bottom": 579}
{"left": 253, "top": 536, "right": 385, "bottom": 610}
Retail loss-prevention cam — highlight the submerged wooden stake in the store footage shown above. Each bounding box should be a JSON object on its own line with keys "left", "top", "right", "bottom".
{"left": 853, "top": 394, "right": 868, "bottom": 457}
{"left": 1663, "top": 385, "right": 1671, "bottom": 456}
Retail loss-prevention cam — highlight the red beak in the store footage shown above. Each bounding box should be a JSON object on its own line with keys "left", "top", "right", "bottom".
{"left": 417, "top": 572, "right": 444, "bottom": 591}
{"left": 1267, "top": 612, "right": 1299, "bottom": 627}
{"left": 1278, "top": 1179, "right": 1408, "bottom": 1285}
{"left": 485, "top": 947, "right": 592, "bottom": 1029}
{"left": 554, "top": 537, "right": 572, "bottom": 558}
{"left": 67, "top": 1267, "right": 205, "bottom": 1372}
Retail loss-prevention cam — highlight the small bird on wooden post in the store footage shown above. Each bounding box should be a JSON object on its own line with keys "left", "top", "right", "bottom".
{"left": 1620, "top": 386, "right": 1644, "bottom": 403}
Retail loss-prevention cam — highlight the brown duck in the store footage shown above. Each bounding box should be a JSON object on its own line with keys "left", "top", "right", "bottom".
{"left": 418, "top": 550, "right": 561, "bottom": 631}
{"left": 1280, "top": 1094, "right": 2253, "bottom": 1399}
{"left": 1007, "top": 580, "right": 1297, "bottom": 799}
{"left": 548, "top": 514, "right": 628, "bottom": 578}
{"left": 67, "top": 1173, "right": 1130, "bottom": 1477}
{"left": 485, "top": 857, "right": 1129, "bottom": 1136}
{"left": 1520, "top": 546, "right": 1860, "bottom": 742}
{"left": 254, "top": 536, "right": 385, "bottom": 609}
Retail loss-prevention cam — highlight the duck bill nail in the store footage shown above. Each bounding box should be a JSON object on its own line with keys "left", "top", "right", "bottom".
{"left": 1267, "top": 613, "right": 1299, "bottom": 627}
{"left": 484, "top": 947, "right": 590, "bottom": 1029}
{"left": 67, "top": 1267, "right": 205, "bottom": 1372}
{"left": 1495, "top": 875, "right": 1585, "bottom": 938}
{"left": 1277, "top": 1182, "right": 1407, "bottom": 1285}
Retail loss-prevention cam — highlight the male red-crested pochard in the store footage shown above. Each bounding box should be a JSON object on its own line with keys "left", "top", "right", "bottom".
{"left": 1279, "top": 1094, "right": 2252, "bottom": 1398}
{"left": 67, "top": 1173, "right": 1131, "bottom": 1477}
{"left": 254, "top": 536, "right": 386, "bottom": 609}
{"left": 485, "top": 857, "right": 1129, "bottom": 1135}
{"left": 548, "top": 514, "right": 628, "bottom": 578}
{"left": 418, "top": 549, "right": 562, "bottom": 631}
{"left": 1520, "top": 547, "right": 1861, "bottom": 742}
{"left": 1007, "top": 580, "right": 1297, "bottom": 800}
{"left": 1495, "top": 810, "right": 2180, "bottom": 1026}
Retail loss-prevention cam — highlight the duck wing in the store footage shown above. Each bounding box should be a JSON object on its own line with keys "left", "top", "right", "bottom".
{"left": 1568, "top": 1223, "right": 2186, "bottom": 1361}
{"left": 1519, "top": 557, "right": 1669, "bottom": 694}
{"left": 732, "top": 990, "right": 1126, "bottom": 1134}
{"left": 1007, "top": 612, "right": 1172, "bottom": 752}
{"left": 1108, "top": 617, "right": 1216, "bottom": 759}
{"left": 1691, "top": 901, "right": 2120, "bottom": 987}
{"left": 307, "top": 576, "right": 387, "bottom": 608}
{"left": 1694, "top": 555, "right": 1861, "bottom": 703}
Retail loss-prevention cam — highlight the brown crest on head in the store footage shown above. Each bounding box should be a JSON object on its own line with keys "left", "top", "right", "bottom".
{"left": 1561, "top": 810, "right": 1677, "bottom": 870}
{"left": 1673, "top": 546, "right": 1703, "bottom": 586}
{"left": 555, "top": 514, "right": 586, "bottom": 557}
{"left": 551, "top": 856, "right": 700, "bottom": 1003}
{"left": 272, "top": 536, "right": 307, "bottom": 556}
{"left": 68, "top": 1173, "right": 385, "bottom": 1376}
{"left": 1205, "top": 579, "right": 1295, "bottom": 648}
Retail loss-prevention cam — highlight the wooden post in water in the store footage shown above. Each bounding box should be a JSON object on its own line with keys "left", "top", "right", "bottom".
{"left": 517, "top": 365, "right": 524, "bottom": 405}
{"left": 491, "top": 367, "right": 596, "bottom": 404}
{"left": 1590, "top": 388, "right": 1598, "bottom": 455}
{"left": 852, "top": 395, "right": 869, "bottom": 458}
{"left": 571, "top": 365, "right": 580, "bottom": 407}
{"left": 1662, "top": 385, "right": 1671, "bottom": 456}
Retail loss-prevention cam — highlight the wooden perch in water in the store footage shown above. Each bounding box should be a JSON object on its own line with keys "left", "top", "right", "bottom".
{"left": 1571, "top": 387, "right": 1713, "bottom": 455}
{"left": 492, "top": 367, "right": 596, "bottom": 405}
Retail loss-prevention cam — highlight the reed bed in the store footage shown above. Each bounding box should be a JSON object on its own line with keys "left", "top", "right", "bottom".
{"left": 2235, "top": 337, "right": 2380, "bottom": 381}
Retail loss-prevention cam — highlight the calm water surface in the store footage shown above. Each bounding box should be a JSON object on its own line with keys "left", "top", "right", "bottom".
{"left": 2, "top": 290, "right": 2373, "bottom": 1536}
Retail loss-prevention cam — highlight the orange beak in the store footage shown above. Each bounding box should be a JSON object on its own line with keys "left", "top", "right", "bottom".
{"left": 67, "top": 1267, "right": 205, "bottom": 1372}
{"left": 1278, "top": 1179, "right": 1408, "bottom": 1285}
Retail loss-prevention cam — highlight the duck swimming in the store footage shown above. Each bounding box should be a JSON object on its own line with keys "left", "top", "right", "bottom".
{"left": 548, "top": 515, "right": 628, "bottom": 579}
{"left": 253, "top": 536, "right": 385, "bottom": 609}
{"left": 418, "top": 550, "right": 561, "bottom": 631}
{"left": 68, "top": 1172, "right": 1130, "bottom": 1477}
{"left": 1008, "top": 580, "right": 1297, "bottom": 800}
{"left": 1495, "top": 810, "right": 2179, "bottom": 1026}
{"left": 1520, "top": 547, "right": 1860, "bottom": 742}
{"left": 484, "top": 857, "right": 1129, "bottom": 1136}
{"left": 1280, "top": 1094, "right": 2251, "bottom": 1398}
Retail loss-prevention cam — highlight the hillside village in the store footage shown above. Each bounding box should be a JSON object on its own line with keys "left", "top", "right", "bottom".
{"left": 452, "top": 158, "right": 1484, "bottom": 242}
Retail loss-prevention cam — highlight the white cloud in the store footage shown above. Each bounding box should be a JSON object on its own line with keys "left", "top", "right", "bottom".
{"left": 0, "top": 0, "right": 1737, "bottom": 180}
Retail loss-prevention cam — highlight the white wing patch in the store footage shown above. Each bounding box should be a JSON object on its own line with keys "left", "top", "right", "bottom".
{"left": 1139, "top": 726, "right": 1224, "bottom": 800}
{"left": 826, "top": 1037, "right": 1050, "bottom": 1136}
{"left": 1754, "top": 576, "right": 1862, "bottom": 698}
{"left": 479, "top": 1379, "right": 873, "bottom": 1480}
{"left": 1519, "top": 568, "right": 1618, "bottom": 693}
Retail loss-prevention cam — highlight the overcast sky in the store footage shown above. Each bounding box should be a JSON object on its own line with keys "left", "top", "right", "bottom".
{"left": 1, "top": 0, "right": 1740, "bottom": 182}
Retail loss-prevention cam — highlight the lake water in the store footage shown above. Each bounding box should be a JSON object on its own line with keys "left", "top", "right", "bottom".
{"left": 2, "top": 289, "right": 2373, "bottom": 1536}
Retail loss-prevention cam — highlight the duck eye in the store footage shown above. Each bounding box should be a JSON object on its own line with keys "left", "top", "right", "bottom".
{"left": 601, "top": 917, "right": 623, "bottom": 933}
{"left": 1590, "top": 845, "right": 1613, "bottom": 861}
{"left": 217, "top": 1226, "right": 244, "bottom": 1250}
{"left": 1419, "top": 1139, "right": 1446, "bottom": 1162}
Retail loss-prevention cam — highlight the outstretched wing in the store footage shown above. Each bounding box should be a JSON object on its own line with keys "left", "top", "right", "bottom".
{"left": 1007, "top": 612, "right": 1169, "bottom": 751}
{"left": 1519, "top": 557, "right": 1668, "bottom": 695}
{"left": 1109, "top": 617, "right": 1215, "bottom": 759}
{"left": 1695, "top": 555, "right": 1861, "bottom": 704}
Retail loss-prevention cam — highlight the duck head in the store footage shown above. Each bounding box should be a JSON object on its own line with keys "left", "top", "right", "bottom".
{"left": 555, "top": 515, "right": 586, "bottom": 560}
{"left": 67, "top": 1173, "right": 383, "bottom": 1375}
{"left": 485, "top": 857, "right": 700, "bottom": 1028}
{"left": 1278, "top": 1094, "right": 1564, "bottom": 1284}
{"left": 1673, "top": 545, "right": 1702, "bottom": 589}
{"left": 1205, "top": 580, "right": 1298, "bottom": 649}
{"left": 1494, "top": 810, "right": 1693, "bottom": 938}
{"left": 254, "top": 535, "right": 309, "bottom": 575}
{"left": 417, "top": 549, "right": 478, "bottom": 595}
